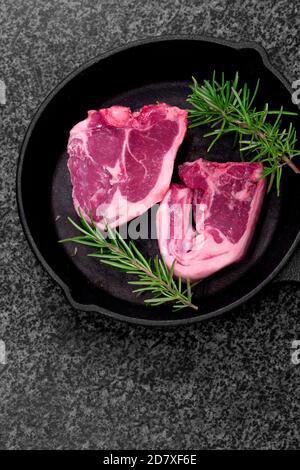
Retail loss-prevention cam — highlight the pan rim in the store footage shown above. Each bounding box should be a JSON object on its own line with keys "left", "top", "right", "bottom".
{"left": 16, "top": 34, "right": 300, "bottom": 326}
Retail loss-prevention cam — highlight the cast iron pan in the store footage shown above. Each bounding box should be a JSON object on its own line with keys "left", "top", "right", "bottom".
{"left": 17, "top": 36, "right": 300, "bottom": 326}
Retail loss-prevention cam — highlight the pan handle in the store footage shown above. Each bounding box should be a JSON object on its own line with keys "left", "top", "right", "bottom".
{"left": 275, "top": 246, "right": 300, "bottom": 282}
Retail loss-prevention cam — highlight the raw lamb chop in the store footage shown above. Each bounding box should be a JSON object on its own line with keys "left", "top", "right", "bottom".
{"left": 156, "top": 158, "right": 266, "bottom": 280}
{"left": 67, "top": 103, "right": 187, "bottom": 228}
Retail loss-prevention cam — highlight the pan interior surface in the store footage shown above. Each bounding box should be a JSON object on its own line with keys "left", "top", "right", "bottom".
{"left": 18, "top": 39, "right": 300, "bottom": 324}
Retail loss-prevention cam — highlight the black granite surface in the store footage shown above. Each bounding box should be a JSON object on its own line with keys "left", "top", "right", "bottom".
{"left": 1, "top": 0, "right": 300, "bottom": 450}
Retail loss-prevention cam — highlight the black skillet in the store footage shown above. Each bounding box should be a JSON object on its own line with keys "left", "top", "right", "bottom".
{"left": 17, "top": 36, "right": 300, "bottom": 326}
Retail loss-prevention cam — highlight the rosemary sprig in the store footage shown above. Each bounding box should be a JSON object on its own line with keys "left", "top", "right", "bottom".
{"left": 187, "top": 72, "right": 300, "bottom": 194}
{"left": 59, "top": 212, "right": 198, "bottom": 311}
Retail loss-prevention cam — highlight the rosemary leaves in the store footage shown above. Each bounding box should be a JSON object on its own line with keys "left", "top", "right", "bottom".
{"left": 60, "top": 212, "right": 198, "bottom": 311}
{"left": 187, "top": 72, "right": 300, "bottom": 194}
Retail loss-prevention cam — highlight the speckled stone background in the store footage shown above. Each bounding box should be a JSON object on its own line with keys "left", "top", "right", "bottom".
{"left": 1, "top": 0, "right": 300, "bottom": 450}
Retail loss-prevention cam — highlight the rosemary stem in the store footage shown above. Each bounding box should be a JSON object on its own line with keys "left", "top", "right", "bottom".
{"left": 188, "top": 73, "right": 300, "bottom": 191}
{"left": 281, "top": 155, "right": 300, "bottom": 174}
{"left": 91, "top": 233, "right": 198, "bottom": 311}
{"left": 234, "top": 118, "right": 300, "bottom": 174}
